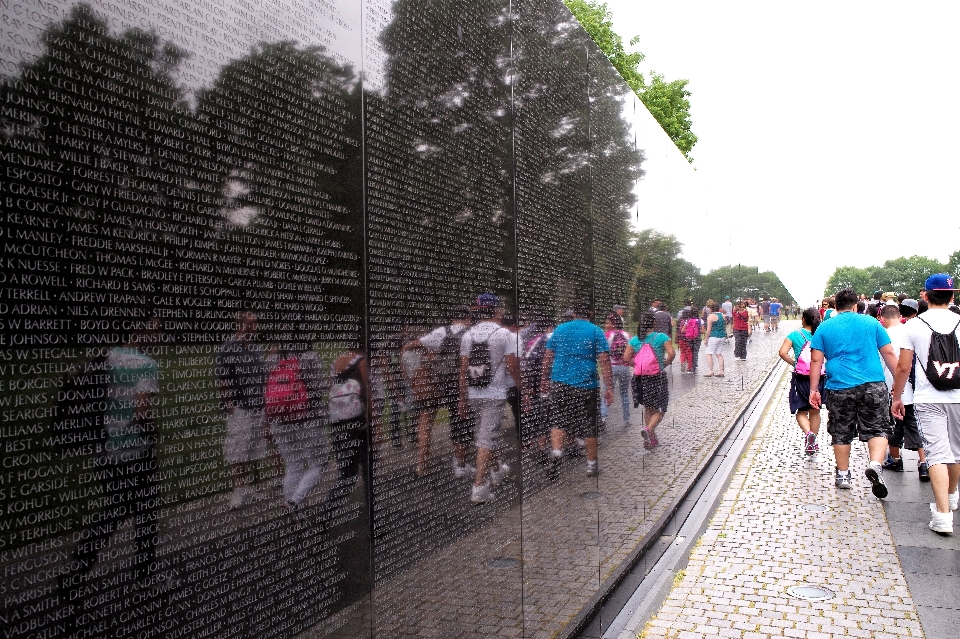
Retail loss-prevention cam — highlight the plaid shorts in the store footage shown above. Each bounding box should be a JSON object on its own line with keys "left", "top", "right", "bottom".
{"left": 824, "top": 382, "right": 892, "bottom": 445}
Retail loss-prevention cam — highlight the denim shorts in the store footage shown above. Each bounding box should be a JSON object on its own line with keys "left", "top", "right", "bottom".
{"left": 824, "top": 382, "right": 892, "bottom": 445}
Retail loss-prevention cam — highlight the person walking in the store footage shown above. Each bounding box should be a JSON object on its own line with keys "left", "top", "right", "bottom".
{"left": 702, "top": 302, "right": 726, "bottom": 377}
{"left": 539, "top": 300, "right": 613, "bottom": 480}
{"left": 733, "top": 300, "right": 751, "bottom": 360}
{"left": 459, "top": 294, "right": 519, "bottom": 503}
{"left": 683, "top": 307, "right": 703, "bottom": 374}
{"left": 779, "top": 307, "right": 824, "bottom": 455}
{"left": 721, "top": 296, "right": 734, "bottom": 339}
{"left": 623, "top": 311, "right": 675, "bottom": 449}
{"left": 808, "top": 288, "right": 900, "bottom": 496}
{"left": 891, "top": 275, "right": 960, "bottom": 534}
{"left": 604, "top": 313, "right": 633, "bottom": 426}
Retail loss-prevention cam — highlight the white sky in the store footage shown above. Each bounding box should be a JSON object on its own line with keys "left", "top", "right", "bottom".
{"left": 608, "top": 0, "right": 960, "bottom": 306}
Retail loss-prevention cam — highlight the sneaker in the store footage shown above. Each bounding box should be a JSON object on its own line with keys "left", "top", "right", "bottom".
{"left": 929, "top": 504, "right": 954, "bottom": 534}
{"left": 835, "top": 469, "right": 852, "bottom": 490}
{"left": 918, "top": 462, "right": 930, "bottom": 482}
{"left": 641, "top": 428, "right": 653, "bottom": 450}
{"left": 489, "top": 462, "right": 510, "bottom": 486}
{"left": 453, "top": 460, "right": 476, "bottom": 479}
{"left": 470, "top": 482, "right": 495, "bottom": 504}
{"left": 586, "top": 461, "right": 599, "bottom": 478}
{"left": 882, "top": 456, "right": 904, "bottom": 472}
{"left": 804, "top": 432, "right": 816, "bottom": 456}
{"left": 951, "top": 489, "right": 959, "bottom": 511}
{"left": 865, "top": 464, "right": 888, "bottom": 499}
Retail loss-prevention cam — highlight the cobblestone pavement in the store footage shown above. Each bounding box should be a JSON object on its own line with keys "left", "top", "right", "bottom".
{"left": 640, "top": 368, "right": 926, "bottom": 639}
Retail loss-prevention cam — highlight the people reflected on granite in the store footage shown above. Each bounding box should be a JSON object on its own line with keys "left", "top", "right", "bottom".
{"left": 216, "top": 311, "right": 269, "bottom": 509}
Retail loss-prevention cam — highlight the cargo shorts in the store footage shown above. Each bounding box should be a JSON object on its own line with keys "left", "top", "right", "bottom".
{"left": 824, "top": 381, "right": 892, "bottom": 445}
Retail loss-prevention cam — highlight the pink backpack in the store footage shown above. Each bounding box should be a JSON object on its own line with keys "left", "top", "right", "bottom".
{"left": 633, "top": 341, "right": 661, "bottom": 376}
{"left": 684, "top": 317, "right": 700, "bottom": 340}
{"left": 795, "top": 340, "right": 826, "bottom": 376}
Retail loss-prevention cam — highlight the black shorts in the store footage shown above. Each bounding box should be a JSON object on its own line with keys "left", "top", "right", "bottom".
{"left": 789, "top": 372, "right": 825, "bottom": 414}
{"left": 824, "top": 382, "right": 892, "bottom": 445}
{"left": 631, "top": 372, "right": 669, "bottom": 413}
{"left": 549, "top": 383, "right": 599, "bottom": 439}
{"left": 890, "top": 403, "right": 923, "bottom": 451}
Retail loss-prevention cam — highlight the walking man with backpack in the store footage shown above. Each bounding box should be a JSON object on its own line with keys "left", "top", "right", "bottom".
{"left": 403, "top": 306, "right": 474, "bottom": 478}
{"left": 459, "top": 294, "right": 519, "bottom": 503}
{"left": 808, "top": 288, "right": 900, "bottom": 496}
{"left": 891, "top": 274, "right": 960, "bottom": 534}
{"left": 539, "top": 300, "right": 614, "bottom": 480}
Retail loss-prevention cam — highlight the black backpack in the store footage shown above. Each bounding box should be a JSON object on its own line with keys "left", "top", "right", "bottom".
{"left": 432, "top": 327, "right": 462, "bottom": 392}
{"left": 467, "top": 331, "right": 494, "bottom": 388}
{"left": 51, "top": 355, "right": 110, "bottom": 453}
{"left": 917, "top": 317, "right": 960, "bottom": 391}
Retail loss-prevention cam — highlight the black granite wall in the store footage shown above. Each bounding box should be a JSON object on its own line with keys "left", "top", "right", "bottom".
{"left": 0, "top": 1, "right": 689, "bottom": 637}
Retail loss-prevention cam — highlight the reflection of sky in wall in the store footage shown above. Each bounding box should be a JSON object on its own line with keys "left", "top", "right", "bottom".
{"left": 0, "top": 0, "right": 364, "bottom": 97}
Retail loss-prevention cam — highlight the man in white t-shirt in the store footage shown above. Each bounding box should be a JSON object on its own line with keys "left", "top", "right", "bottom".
{"left": 892, "top": 274, "right": 960, "bottom": 534}
{"left": 721, "top": 297, "right": 734, "bottom": 339}
{"left": 459, "top": 294, "right": 519, "bottom": 503}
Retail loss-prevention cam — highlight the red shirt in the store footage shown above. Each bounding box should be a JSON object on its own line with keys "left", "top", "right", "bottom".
{"left": 733, "top": 310, "right": 749, "bottom": 331}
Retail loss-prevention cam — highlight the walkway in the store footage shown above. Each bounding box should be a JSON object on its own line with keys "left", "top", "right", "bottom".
{"left": 620, "top": 365, "right": 960, "bottom": 639}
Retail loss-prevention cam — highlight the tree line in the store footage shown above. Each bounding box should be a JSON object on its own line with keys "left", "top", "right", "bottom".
{"left": 824, "top": 251, "right": 960, "bottom": 298}
{"left": 627, "top": 229, "right": 795, "bottom": 317}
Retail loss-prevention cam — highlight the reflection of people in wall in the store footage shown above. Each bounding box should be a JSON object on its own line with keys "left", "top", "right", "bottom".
{"left": 264, "top": 328, "right": 328, "bottom": 521}
{"left": 325, "top": 346, "right": 372, "bottom": 516}
{"left": 59, "top": 314, "right": 163, "bottom": 615}
{"left": 217, "top": 311, "right": 269, "bottom": 509}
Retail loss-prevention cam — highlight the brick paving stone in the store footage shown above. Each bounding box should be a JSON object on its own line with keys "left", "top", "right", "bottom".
{"left": 638, "top": 369, "right": 926, "bottom": 639}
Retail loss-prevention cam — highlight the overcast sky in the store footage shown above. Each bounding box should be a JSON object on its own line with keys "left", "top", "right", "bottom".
{"left": 609, "top": 0, "right": 960, "bottom": 305}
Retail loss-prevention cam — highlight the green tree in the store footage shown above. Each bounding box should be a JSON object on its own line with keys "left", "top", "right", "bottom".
{"left": 628, "top": 230, "right": 698, "bottom": 317}
{"left": 945, "top": 250, "right": 960, "bottom": 280}
{"left": 824, "top": 256, "right": 946, "bottom": 297}
{"left": 824, "top": 266, "right": 874, "bottom": 297}
{"left": 564, "top": 0, "right": 697, "bottom": 162}
{"left": 698, "top": 265, "right": 795, "bottom": 306}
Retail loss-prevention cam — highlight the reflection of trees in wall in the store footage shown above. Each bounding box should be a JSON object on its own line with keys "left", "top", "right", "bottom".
{"left": 511, "top": 0, "right": 643, "bottom": 320}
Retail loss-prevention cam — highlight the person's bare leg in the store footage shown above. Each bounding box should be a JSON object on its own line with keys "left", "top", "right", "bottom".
{"left": 646, "top": 408, "right": 664, "bottom": 436}
{"left": 453, "top": 442, "right": 469, "bottom": 467}
{"left": 584, "top": 437, "right": 598, "bottom": 463}
{"left": 834, "top": 444, "right": 851, "bottom": 472}
{"left": 867, "top": 436, "right": 887, "bottom": 464}
{"left": 716, "top": 354, "right": 724, "bottom": 376}
{"left": 416, "top": 410, "right": 433, "bottom": 473}
{"left": 796, "top": 411, "right": 811, "bottom": 434}
{"left": 474, "top": 447, "right": 492, "bottom": 487}
{"left": 550, "top": 427, "right": 565, "bottom": 452}
{"left": 809, "top": 410, "right": 821, "bottom": 434}
{"left": 706, "top": 353, "right": 714, "bottom": 374}
{"left": 919, "top": 448, "right": 927, "bottom": 463}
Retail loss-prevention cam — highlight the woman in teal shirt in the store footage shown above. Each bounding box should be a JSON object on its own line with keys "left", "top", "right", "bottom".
{"left": 777, "top": 307, "right": 824, "bottom": 455}
{"left": 623, "top": 311, "right": 675, "bottom": 450}
{"left": 702, "top": 302, "right": 726, "bottom": 377}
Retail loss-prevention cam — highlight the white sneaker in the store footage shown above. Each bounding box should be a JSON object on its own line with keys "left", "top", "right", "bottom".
{"left": 929, "top": 504, "right": 954, "bottom": 534}
{"left": 471, "top": 482, "right": 495, "bottom": 504}
{"left": 453, "top": 460, "right": 476, "bottom": 479}
{"left": 950, "top": 489, "right": 959, "bottom": 512}
{"left": 489, "top": 463, "right": 510, "bottom": 486}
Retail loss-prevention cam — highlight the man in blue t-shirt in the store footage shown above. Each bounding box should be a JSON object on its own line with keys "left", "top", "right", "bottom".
{"left": 540, "top": 300, "right": 613, "bottom": 479}
{"left": 809, "top": 288, "right": 899, "bottom": 497}
{"left": 769, "top": 299, "right": 782, "bottom": 332}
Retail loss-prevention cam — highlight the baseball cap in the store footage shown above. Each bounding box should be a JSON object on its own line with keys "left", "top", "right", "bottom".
{"left": 899, "top": 298, "right": 919, "bottom": 311}
{"left": 474, "top": 293, "right": 499, "bottom": 308}
{"left": 925, "top": 274, "right": 959, "bottom": 291}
